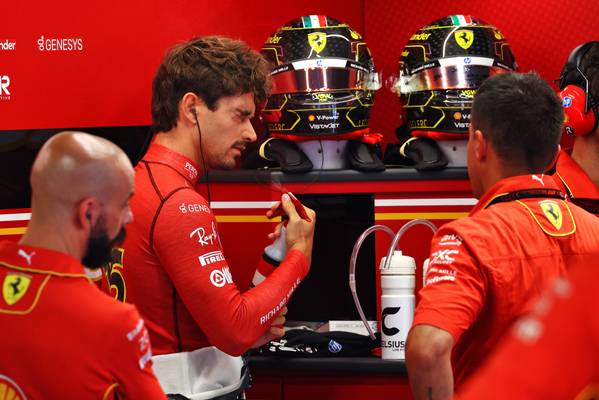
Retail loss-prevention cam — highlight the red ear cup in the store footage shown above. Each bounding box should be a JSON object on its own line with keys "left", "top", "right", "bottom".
{"left": 559, "top": 85, "right": 596, "bottom": 136}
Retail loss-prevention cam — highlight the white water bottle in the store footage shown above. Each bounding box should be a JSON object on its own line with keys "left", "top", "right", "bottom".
{"left": 252, "top": 226, "right": 287, "bottom": 286}
{"left": 380, "top": 251, "right": 416, "bottom": 360}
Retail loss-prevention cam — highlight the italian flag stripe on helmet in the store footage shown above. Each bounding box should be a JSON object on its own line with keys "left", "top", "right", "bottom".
{"left": 302, "top": 15, "right": 327, "bottom": 28}
{"left": 450, "top": 15, "right": 473, "bottom": 26}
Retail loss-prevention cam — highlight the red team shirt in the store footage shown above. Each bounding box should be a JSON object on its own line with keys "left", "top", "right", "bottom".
{"left": 0, "top": 241, "right": 165, "bottom": 399}
{"left": 412, "top": 174, "right": 599, "bottom": 388}
{"left": 110, "top": 143, "right": 309, "bottom": 356}
{"left": 457, "top": 265, "right": 599, "bottom": 400}
{"left": 554, "top": 149, "right": 599, "bottom": 215}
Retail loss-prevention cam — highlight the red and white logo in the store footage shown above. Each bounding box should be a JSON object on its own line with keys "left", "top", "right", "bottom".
{"left": 531, "top": 174, "right": 545, "bottom": 186}
{"left": 430, "top": 249, "right": 459, "bottom": 265}
{"left": 179, "top": 202, "right": 210, "bottom": 214}
{"left": 184, "top": 162, "right": 198, "bottom": 180}
{"left": 126, "top": 318, "right": 153, "bottom": 370}
{"left": 189, "top": 222, "right": 220, "bottom": 247}
{"left": 439, "top": 234, "right": 463, "bottom": 246}
{"left": 17, "top": 249, "right": 35, "bottom": 266}
{"left": 210, "top": 267, "right": 233, "bottom": 287}
{"left": 36, "top": 35, "right": 84, "bottom": 52}
{"left": 198, "top": 251, "right": 225, "bottom": 267}
{"left": 0, "top": 75, "right": 10, "bottom": 100}
{"left": 0, "top": 40, "right": 16, "bottom": 51}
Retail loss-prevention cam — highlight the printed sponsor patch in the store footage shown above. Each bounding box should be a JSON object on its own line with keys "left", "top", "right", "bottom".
{"left": 127, "top": 318, "right": 153, "bottom": 370}
{"left": 210, "top": 267, "right": 233, "bottom": 288}
{"left": 424, "top": 266, "right": 457, "bottom": 286}
{"left": 438, "top": 234, "right": 463, "bottom": 246}
{"left": 429, "top": 249, "right": 459, "bottom": 265}
{"left": 198, "top": 251, "right": 225, "bottom": 267}
{"left": 189, "top": 222, "right": 220, "bottom": 247}
{"left": 2, "top": 273, "right": 31, "bottom": 306}
{"left": 179, "top": 202, "right": 210, "bottom": 214}
{"left": 308, "top": 32, "right": 327, "bottom": 54}
{"left": 454, "top": 30, "right": 473, "bottom": 49}
{"left": 539, "top": 200, "right": 562, "bottom": 230}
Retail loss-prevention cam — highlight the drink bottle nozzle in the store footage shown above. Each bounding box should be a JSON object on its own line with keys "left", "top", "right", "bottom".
{"left": 270, "top": 191, "right": 312, "bottom": 224}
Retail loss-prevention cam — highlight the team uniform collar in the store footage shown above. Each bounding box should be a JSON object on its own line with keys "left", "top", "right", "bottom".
{"left": 142, "top": 142, "right": 201, "bottom": 184}
{"left": 471, "top": 174, "right": 564, "bottom": 215}
{"left": 555, "top": 149, "right": 599, "bottom": 200}
{"left": 0, "top": 240, "right": 87, "bottom": 277}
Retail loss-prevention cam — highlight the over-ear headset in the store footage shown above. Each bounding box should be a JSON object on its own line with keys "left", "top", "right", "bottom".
{"left": 558, "top": 41, "right": 599, "bottom": 136}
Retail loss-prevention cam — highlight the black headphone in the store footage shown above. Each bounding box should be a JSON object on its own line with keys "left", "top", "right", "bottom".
{"left": 86, "top": 210, "right": 92, "bottom": 221}
{"left": 558, "top": 41, "right": 599, "bottom": 136}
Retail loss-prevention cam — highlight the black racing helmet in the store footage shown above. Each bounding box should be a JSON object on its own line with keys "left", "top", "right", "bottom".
{"left": 397, "top": 14, "right": 517, "bottom": 140}
{"left": 261, "top": 15, "right": 379, "bottom": 141}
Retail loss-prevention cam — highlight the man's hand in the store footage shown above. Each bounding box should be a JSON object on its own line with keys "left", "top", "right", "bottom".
{"left": 251, "top": 307, "right": 288, "bottom": 348}
{"left": 406, "top": 324, "right": 455, "bottom": 400}
{"left": 266, "top": 193, "right": 315, "bottom": 265}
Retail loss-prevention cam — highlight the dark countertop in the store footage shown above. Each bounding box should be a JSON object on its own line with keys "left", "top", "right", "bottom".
{"left": 205, "top": 167, "right": 469, "bottom": 183}
{"left": 248, "top": 355, "right": 407, "bottom": 375}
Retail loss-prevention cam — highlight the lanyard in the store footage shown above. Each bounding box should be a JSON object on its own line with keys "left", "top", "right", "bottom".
{"left": 486, "top": 189, "right": 566, "bottom": 208}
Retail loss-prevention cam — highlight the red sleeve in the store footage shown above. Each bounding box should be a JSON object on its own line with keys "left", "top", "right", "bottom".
{"left": 412, "top": 226, "right": 487, "bottom": 342}
{"left": 110, "top": 306, "right": 166, "bottom": 399}
{"left": 457, "top": 269, "right": 599, "bottom": 400}
{"left": 153, "top": 189, "right": 308, "bottom": 356}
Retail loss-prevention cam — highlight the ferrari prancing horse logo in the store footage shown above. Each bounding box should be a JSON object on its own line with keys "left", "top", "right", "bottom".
{"left": 454, "top": 30, "right": 474, "bottom": 50}
{"left": 2, "top": 273, "right": 31, "bottom": 306}
{"left": 540, "top": 200, "right": 563, "bottom": 230}
{"left": 308, "top": 32, "right": 327, "bottom": 54}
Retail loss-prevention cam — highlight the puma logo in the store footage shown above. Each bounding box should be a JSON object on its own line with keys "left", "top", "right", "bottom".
{"left": 532, "top": 174, "right": 545, "bottom": 186}
{"left": 17, "top": 249, "right": 35, "bottom": 266}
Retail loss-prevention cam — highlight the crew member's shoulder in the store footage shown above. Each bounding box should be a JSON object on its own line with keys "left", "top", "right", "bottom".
{"left": 435, "top": 207, "right": 512, "bottom": 248}
{"left": 84, "top": 286, "right": 141, "bottom": 324}
{"left": 568, "top": 201, "right": 599, "bottom": 227}
{"left": 161, "top": 185, "right": 212, "bottom": 216}
{"left": 134, "top": 159, "right": 195, "bottom": 197}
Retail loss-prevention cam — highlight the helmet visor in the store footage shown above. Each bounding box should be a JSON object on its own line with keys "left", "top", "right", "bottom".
{"left": 398, "top": 56, "right": 512, "bottom": 94}
{"left": 271, "top": 58, "right": 379, "bottom": 94}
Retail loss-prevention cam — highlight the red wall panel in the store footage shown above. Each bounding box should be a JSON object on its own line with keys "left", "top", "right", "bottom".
{"left": 365, "top": 0, "right": 599, "bottom": 147}
{"left": 4, "top": 1, "right": 594, "bottom": 142}
{"left": 0, "top": 0, "right": 364, "bottom": 130}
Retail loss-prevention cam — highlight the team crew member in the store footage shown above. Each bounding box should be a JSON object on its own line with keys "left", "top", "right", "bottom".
{"left": 405, "top": 73, "right": 599, "bottom": 400}
{"left": 111, "top": 36, "right": 316, "bottom": 357}
{"left": 457, "top": 265, "right": 599, "bottom": 400}
{"left": 553, "top": 41, "right": 599, "bottom": 215}
{"left": 0, "top": 132, "right": 165, "bottom": 399}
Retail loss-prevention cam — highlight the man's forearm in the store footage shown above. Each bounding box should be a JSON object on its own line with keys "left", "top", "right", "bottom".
{"left": 406, "top": 325, "right": 455, "bottom": 400}
{"left": 407, "top": 352, "right": 454, "bottom": 400}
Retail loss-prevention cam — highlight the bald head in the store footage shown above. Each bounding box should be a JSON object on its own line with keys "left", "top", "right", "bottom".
{"left": 20, "top": 131, "right": 134, "bottom": 265}
{"left": 31, "top": 131, "right": 133, "bottom": 209}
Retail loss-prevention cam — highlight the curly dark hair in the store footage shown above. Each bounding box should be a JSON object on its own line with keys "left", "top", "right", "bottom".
{"left": 151, "top": 36, "right": 272, "bottom": 133}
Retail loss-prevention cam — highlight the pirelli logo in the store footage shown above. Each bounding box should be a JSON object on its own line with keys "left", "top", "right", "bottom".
{"left": 198, "top": 251, "right": 225, "bottom": 267}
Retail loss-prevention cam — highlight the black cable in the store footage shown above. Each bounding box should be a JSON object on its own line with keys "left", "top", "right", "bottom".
{"left": 194, "top": 114, "right": 211, "bottom": 205}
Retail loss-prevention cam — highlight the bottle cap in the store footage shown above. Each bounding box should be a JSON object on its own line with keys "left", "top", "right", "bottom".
{"left": 379, "top": 251, "right": 416, "bottom": 275}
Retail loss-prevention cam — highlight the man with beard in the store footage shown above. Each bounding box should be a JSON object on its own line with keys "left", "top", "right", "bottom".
{"left": 0, "top": 131, "right": 165, "bottom": 399}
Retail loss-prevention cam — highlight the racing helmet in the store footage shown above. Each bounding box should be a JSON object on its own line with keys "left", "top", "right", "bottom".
{"left": 261, "top": 15, "right": 379, "bottom": 141}
{"left": 397, "top": 15, "right": 517, "bottom": 140}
